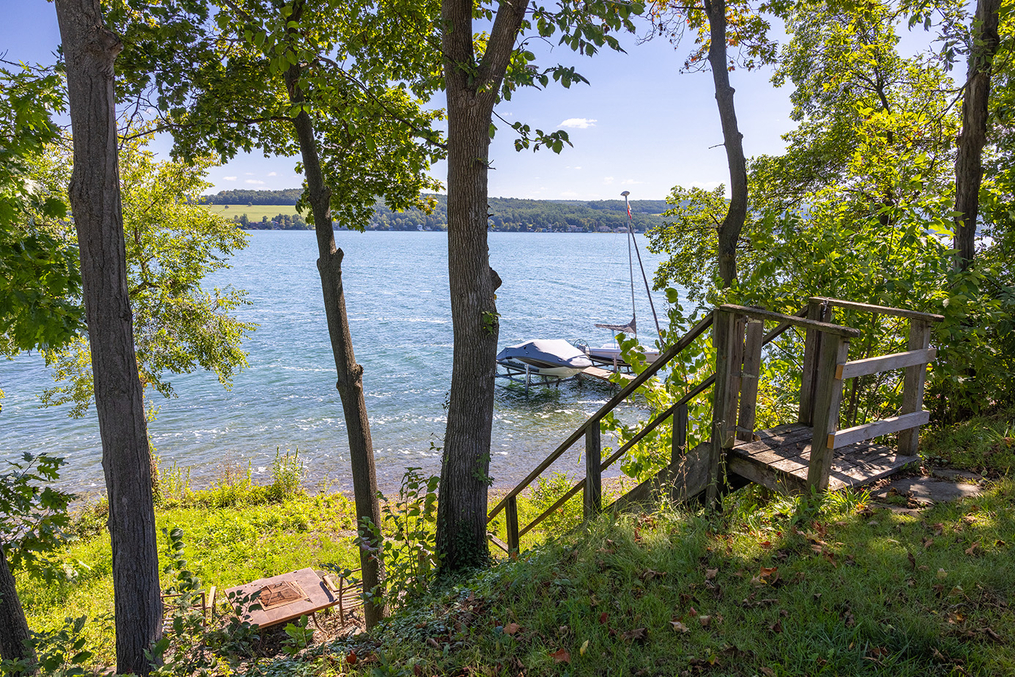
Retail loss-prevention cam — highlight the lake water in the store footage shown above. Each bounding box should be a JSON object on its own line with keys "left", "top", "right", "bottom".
{"left": 0, "top": 231, "right": 672, "bottom": 496}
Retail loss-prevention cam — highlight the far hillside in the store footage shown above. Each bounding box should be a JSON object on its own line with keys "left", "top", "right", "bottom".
{"left": 202, "top": 190, "right": 669, "bottom": 233}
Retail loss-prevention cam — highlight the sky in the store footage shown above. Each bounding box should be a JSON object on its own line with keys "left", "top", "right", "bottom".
{"left": 0, "top": 1, "right": 929, "bottom": 202}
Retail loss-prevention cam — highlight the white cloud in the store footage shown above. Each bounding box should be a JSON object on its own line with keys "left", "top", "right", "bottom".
{"left": 559, "top": 118, "right": 597, "bottom": 129}
{"left": 560, "top": 190, "right": 580, "bottom": 198}
{"left": 603, "top": 176, "right": 615, "bottom": 185}
{"left": 245, "top": 179, "right": 265, "bottom": 185}
{"left": 689, "top": 181, "right": 721, "bottom": 190}
{"left": 223, "top": 176, "right": 237, "bottom": 181}
{"left": 267, "top": 171, "right": 277, "bottom": 177}
{"left": 621, "top": 179, "right": 641, "bottom": 186}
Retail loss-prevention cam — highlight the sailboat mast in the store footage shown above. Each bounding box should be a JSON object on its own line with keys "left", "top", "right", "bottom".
{"left": 622, "top": 191, "right": 663, "bottom": 342}
{"left": 627, "top": 207, "right": 637, "bottom": 339}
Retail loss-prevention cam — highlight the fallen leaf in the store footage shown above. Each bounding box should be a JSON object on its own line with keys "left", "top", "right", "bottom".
{"left": 580, "top": 640, "right": 589, "bottom": 656}
{"left": 426, "top": 638, "right": 440, "bottom": 649}
{"left": 550, "top": 648, "right": 571, "bottom": 664}
{"left": 907, "top": 552, "right": 916, "bottom": 570}
{"left": 869, "top": 646, "right": 889, "bottom": 660}
{"left": 932, "top": 522, "right": 945, "bottom": 535}
{"left": 760, "top": 668, "right": 776, "bottom": 677}
{"left": 598, "top": 612, "right": 609, "bottom": 625}
{"left": 705, "top": 568, "right": 718, "bottom": 580}
{"left": 346, "top": 651, "right": 358, "bottom": 665}
{"left": 769, "top": 620, "right": 783, "bottom": 634}
{"left": 688, "top": 607, "right": 698, "bottom": 617}
{"left": 984, "top": 627, "right": 1003, "bottom": 642}
{"left": 844, "top": 611, "right": 855, "bottom": 627}
{"left": 759, "top": 566, "right": 778, "bottom": 578}
{"left": 670, "top": 620, "right": 689, "bottom": 634}
{"left": 923, "top": 537, "right": 934, "bottom": 549}
{"left": 623, "top": 627, "right": 648, "bottom": 643}
{"left": 413, "top": 663, "right": 422, "bottom": 676}
{"left": 504, "top": 622, "right": 520, "bottom": 635}
{"left": 640, "top": 569, "right": 665, "bottom": 581}
{"left": 698, "top": 615, "right": 711, "bottom": 628}
{"left": 965, "top": 542, "right": 979, "bottom": 556}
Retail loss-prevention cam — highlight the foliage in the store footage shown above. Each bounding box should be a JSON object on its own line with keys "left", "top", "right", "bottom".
{"left": 0, "top": 453, "right": 75, "bottom": 572}
{"left": 360, "top": 468, "right": 440, "bottom": 612}
{"left": 0, "top": 64, "right": 83, "bottom": 365}
{"left": 268, "top": 448, "right": 306, "bottom": 502}
{"left": 648, "top": 0, "right": 778, "bottom": 72}
{"left": 345, "top": 475, "right": 1015, "bottom": 676}
{"left": 601, "top": 299, "right": 715, "bottom": 483}
{"left": 38, "top": 135, "right": 255, "bottom": 416}
{"left": 529, "top": 472, "right": 583, "bottom": 534}
{"left": 0, "top": 616, "right": 92, "bottom": 677}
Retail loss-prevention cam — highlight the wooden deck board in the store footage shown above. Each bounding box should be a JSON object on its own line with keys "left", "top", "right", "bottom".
{"left": 581, "top": 366, "right": 634, "bottom": 383}
{"left": 728, "top": 424, "right": 919, "bottom": 493}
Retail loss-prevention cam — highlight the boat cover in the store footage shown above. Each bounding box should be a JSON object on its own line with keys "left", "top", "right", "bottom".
{"left": 496, "top": 339, "right": 593, "bottom": 369}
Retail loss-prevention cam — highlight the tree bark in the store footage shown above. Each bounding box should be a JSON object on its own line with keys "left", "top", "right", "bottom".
{"left": 0, "top": 546, "right": 34, "bottom": 671}
{"left": 704, "top": 0, "right": 748, "bottom": 288}
{"left": 954, "top": 0, "right": 1002, "bottom": 270}
{"left": 54, "top": 2, "right": 162, "bottom": 674}
{"left": 436, "top": 0, "right": 525, "bottom": 574}
{"left": 282, "top": 3, "right": 385, "bottom": 628}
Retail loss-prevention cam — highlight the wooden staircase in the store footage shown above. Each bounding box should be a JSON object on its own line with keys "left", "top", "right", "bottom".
{"left": 487, "top": 298, "right": 942, "bottom": 553}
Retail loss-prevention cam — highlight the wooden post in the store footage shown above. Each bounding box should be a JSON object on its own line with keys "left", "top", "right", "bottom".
{"left": 584, "top": 421, "right": 602, "bottom": 518}
{"left": 898, "top": 319, "right": 932, "bottom": 455}
{"left": 505, "top": 495, "right": 520, "bottom": 554}
{"left": 799, "top": 299, "right": 831, "bottom": 424}
{"left": 737, "top": 320, "right": 764, "bottom": 442}
{"left": 672, "top": 403, "right": 688, "bottom": 465}
{"left": 807, "top": 333, "right": 850, "bottom": 490}
{"left": 708, "top": 310, "right": 743, "bottom": 506}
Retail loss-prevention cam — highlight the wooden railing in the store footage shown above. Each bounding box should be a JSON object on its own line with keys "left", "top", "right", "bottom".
{"left": 488, "top": 298, "right": 942, "bottom": 553}
{"left": 803, "top": 297, "right": 943, "bottom": 462}
{"left": 487, "top": 312, "right": 716, "bottom": 553}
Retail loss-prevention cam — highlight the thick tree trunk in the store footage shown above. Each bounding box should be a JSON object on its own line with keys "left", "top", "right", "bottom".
{"left": 282, "top": 37, "right": 385, "bottom": 626}
{"left": 704, "top": 0, "right": 748, "bottom": 288}
{"left": 0, "top": 546, "right": 34, "bottom": 671}
{"left": 436, "top": 0, "right": 524, "bottom": 574}
{"left": 954, "top": 0, "right": 1002, "bottom": 270}
{"left": 54, "top": 1, "right": 162, "bottom": 674}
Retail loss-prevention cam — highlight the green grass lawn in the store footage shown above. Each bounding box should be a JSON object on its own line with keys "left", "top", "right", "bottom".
{"left": 204, "top": 204, "right": 300, "bottom": 219}
{"left": 14, "top": 411, "right": 1015, "bottom": 675}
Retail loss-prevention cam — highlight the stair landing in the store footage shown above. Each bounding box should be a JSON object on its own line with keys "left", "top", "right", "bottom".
{"left": 726, "top": 423, "right": 920, "bottom": 494}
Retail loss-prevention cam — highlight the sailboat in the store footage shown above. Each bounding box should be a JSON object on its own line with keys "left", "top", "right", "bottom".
{"left": 582, "top": 191, "right": 661, "bottom": 371}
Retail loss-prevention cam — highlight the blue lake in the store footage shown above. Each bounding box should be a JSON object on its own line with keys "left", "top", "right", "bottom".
{"left": 0, "top": 231, "right": 672, "bottom": 496}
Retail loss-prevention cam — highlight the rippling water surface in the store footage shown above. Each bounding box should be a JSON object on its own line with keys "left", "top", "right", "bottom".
{"left": 1, "top": 231, "right": 671, "bottom": 495}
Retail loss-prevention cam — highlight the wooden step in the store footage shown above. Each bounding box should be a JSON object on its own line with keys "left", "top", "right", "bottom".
{"left": 727, "top": 423, "right": 919, "bottom": 494}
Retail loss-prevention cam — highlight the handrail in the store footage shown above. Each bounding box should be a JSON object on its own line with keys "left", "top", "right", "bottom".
{"left": 809, "top": 297, "right": 944, "bottom": 322}
{"left": 487, "top": 313, "right": 715, "bottom": 520}
{"left": 720, "top": 304, "right": 861, "bottom": 337}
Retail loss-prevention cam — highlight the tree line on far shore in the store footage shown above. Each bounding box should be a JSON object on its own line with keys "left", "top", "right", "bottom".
{"left": 213, "top": 191, "right": 668, "bottom": 232}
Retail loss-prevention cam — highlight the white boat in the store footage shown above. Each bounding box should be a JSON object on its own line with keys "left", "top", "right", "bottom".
{"left": 496, "top": 339, "right": 593, "bottom": 379}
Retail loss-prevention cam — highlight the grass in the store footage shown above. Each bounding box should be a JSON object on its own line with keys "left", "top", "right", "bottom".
{"left": 16, "top": 411, "right": 1015, "bottom": 675}
{"left": 203, "top": 204, "right": 300, "bottom": 219}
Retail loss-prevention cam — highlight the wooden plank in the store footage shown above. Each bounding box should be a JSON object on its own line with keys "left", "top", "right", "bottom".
{"left": 810, "top": 297, "right": 944, "bottom": 322}
{"left": 488, "top": 313, "right": 714, "bottom": 521}
{"left": 838, "top": 347, "right": 937, "bottom": 380}
{"left": 581, "top": 366, "right": 634, "bottom": 383}
{"left": 726, "top": 453, "right": 808, "bottom": 494}
{"left": 898, "top": 319, "right": 932, "bottom": 455}
{"left": 672, "top": 403, "right": 688, "bottom": 465}
{"left": 830, "top": 411, "right": 931, "bottom": 449}
{"left": 506, "top": 496, "right": 520, "bottom": 553}
{"left": 719, "top": 304, "right": 860, "bottom": 337}
{"left": 762, "top": 306, "right": 810, "bottom": 345}
{"left": 807, "top": 335, "right": 850, "bottom": 490}
{"left": 489, "top": 535, "right": 510, "bottom": 554}
{"left": 734, "top": 425, "right": 814, "bottom": 457}
{"left": 707, "top": 310, "right": 736, "bottom": 506}
{"left": 799, "top": 299, "right": 831, "bottom": 425}
{"left": 737, "top": 320, "right": 764, "bottom": 442}
{"left": 223, "top": 568, "right": 338, "bottom": 629}
{"left": 584, "top": 425, "right": 602, "bottom": 518}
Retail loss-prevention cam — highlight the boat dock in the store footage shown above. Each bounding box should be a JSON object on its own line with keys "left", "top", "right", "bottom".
{"left": 580, "top": 366, "right": 633, "bottom": 383}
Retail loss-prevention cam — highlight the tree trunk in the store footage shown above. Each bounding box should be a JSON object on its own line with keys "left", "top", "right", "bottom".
{"left": 54, "top": 2, "right": 162, "bottom": 674}
{"left": 0, "top": 545, "right": 34, "bottom": 672}
{"left": 282, "top": 15, "right": 385, "bottom": 627}
{"left": 436, "top": 0, "right": 524, "bottom": 574}
{"left": 704, "top": 0, "right": 748, "bottom": 288}
{"left": 954, "top": 0, "right": 1002, "bottom": 270}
